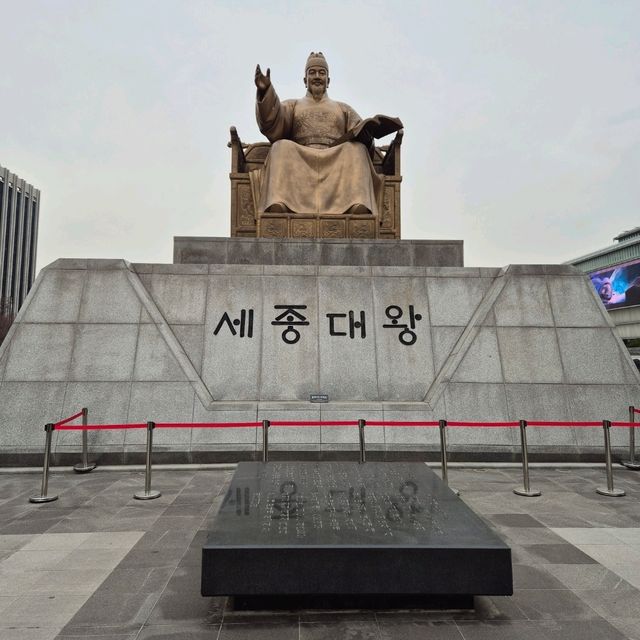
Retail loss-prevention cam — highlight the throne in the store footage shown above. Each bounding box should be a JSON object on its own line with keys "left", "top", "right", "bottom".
{"left": 228, "top": 127, "right": 403, "bottom": 239}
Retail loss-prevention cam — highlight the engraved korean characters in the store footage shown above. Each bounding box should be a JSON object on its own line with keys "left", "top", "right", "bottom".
{"left": 212, "top": 304, "right": 423, "bottom": 345}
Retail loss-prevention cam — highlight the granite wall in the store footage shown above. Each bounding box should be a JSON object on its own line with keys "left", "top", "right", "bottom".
{"left": 0, "top": 258, "right": 638, "bottom": 463}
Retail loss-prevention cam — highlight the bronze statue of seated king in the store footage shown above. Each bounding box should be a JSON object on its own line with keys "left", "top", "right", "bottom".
{"left": 229, "top": 52, "right": 403, "bottom": 240}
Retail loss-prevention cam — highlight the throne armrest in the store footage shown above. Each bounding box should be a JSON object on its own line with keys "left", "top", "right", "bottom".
{"left": 228, "top": 126, "right": 247, "bottom": 173}
{"left": 380, "top": 129, "right": 403, "bottom": 177}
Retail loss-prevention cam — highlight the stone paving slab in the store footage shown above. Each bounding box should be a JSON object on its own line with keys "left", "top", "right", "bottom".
{"left": 0, "top": 466, "right": 637, "bottom": 639}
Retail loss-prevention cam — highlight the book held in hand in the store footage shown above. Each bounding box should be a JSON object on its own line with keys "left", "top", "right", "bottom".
{"left": 331, "top": 115, "right": 403, "bottom": 147}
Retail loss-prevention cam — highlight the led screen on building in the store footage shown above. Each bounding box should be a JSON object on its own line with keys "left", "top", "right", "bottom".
{"left": 589, "top": 256, "right": 640, "bottom": 309}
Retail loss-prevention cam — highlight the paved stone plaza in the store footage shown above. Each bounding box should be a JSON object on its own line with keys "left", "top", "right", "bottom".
{"left": 0, "top": 464, "right": 639, "bottom": 639}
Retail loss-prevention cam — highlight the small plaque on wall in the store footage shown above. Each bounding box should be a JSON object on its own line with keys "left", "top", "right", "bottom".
{"left": 310, "top": 394, "right": 329, "bottom": 403}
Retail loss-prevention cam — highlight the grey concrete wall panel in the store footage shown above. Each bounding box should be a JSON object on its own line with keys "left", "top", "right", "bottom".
{"left": 493, "top": 276, "right": 554, "bottom": 327}
{"left": 1, "top": 257, "right": 639, "bottom": 459}
{"left": 69, "top": 324, "right": 138, "bottom": 382}
{"left": 257, "top": 409, "right": 321, "bottom": 445}
{"left": 443, "top": 383, "right": 516, "bottom": 446}
{"left": 318, "top": 407, "right": 384, "bottom": 446}
{"left": 227, "top": 239, "right": 276, "bottom": 266}
{"left": 548, "top": 276, "right": 611, "bottom": 327}
{"left": 4, "top": 324, "right": 75, "bottom": 381}
{"left": 78, "top": 270, "right": 141, "bottom": 323}
{"left": 154, "top": 263, "right": 209, "bottom": 275}
{"left": 126, "top": 382, "right": 195, "bottom": 447}
{"left": 371, "top": 266, "right": 426, "bottom": 277}
{"left": 565, "top": 385, "right": 633, "bottom": 448}
{"left": 426, "top": 276, "right": 493, "bottom": 326}
{"left": 0, "top": 349, "right": 7, "bottom": 381}
{"left": 191, "top": 405, "right": 258, "bottom": 446}
{"left": 174, "top": 237, "right": 464, "bottom": 267}
{"left": 260, "top": 276, "right": 319, "bottom": 401}
{"left": 57, "top": 382, "right": 131, "bottom": 449}
{"left": 21, "top": 269, "right": 86, "bottom": 324}
{"left": 372, "top": 276, "right": 434, "bottom": 400}
{"left": 0, "top": 382, "right": 66, "bottom": 447}
{"left": 498, "top": 327, "right": 564, "bottom": 384}
{"left": 123, "top": 266, "right": 212, "bottom": 407}
{"left": 274, "top": 241, "right": 321, "bottom": 266}
{"left": 263, "top": 265, "right": 317, "bottom": 277}
{"left": 133, "top": 325, "right": 189, "bottom": 382}
{"left": 451, "top": 327, "right": 503, "bottom": 383}
{"left": 317, "top": 276, "right": 378, "bottom": 401}
{"left": 382, "top": 399, "right": 445, "bottom": 446}
{"left": 172, "top": 325, "right": 205, "bottom": 376}
{"left": 504, "top": 384, "right": 576, "bottom": 446}
{"left": 431, "top": 327, "right": 464, "bottom": 374}
{"left": 423, "top": 270, "right": 509, "bottom": 407}
{"left": 145, "top": 274, "right": 208, "bottom": 325}
{"left": 557, "top": 328, "right": 633, "bottom": 385}
{"left": 202, "top": 275, "right": 263, "bottom": 401}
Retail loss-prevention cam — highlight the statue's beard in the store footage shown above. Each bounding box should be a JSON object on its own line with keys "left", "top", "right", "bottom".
{"left": 309, "top": 83, "right": 326, "bottom": 99}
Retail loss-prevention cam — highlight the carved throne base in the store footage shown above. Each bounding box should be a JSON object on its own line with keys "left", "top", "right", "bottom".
{"left": 259, "top": 213, "right": 377, "bottom": 239}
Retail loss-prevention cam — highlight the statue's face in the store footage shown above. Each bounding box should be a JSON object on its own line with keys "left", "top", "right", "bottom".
{"left": 305, "top": 65, "right": 329, "bottom": 97}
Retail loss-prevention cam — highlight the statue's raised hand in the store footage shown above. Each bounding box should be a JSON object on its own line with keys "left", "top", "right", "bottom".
{"left": 255, "top": 64, "right": 271, "bottom": 95}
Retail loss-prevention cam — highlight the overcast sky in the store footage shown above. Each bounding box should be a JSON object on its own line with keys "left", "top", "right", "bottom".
{"left": 1, "top": 0, "right": 639, "bottom": 272}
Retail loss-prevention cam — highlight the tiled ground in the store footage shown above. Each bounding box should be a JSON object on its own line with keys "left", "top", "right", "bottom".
{"left": 0, "top": 464, "right": 638, "bottom": 639}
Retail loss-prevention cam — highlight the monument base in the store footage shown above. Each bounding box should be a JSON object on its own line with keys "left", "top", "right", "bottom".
{"left": 173, "top": 236, "right": 464, "bottom": 267}
{"left": 201, "top": 462, "right": 512, "bottom": 600}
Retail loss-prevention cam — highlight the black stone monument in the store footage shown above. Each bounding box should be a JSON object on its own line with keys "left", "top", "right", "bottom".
{"left": 201, "top": 462, "right": 512, "bottom": 607}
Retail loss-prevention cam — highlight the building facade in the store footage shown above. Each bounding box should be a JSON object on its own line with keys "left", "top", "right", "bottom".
{"left": 568, "top": 227, "right": 640, "bottom": 342}
{"left": 0, "top": 165, "right": 40, "bottom": 315}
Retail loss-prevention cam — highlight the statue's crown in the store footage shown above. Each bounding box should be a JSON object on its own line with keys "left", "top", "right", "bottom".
{"left": 305, "top": 51, "right": 328, "bottom": 72}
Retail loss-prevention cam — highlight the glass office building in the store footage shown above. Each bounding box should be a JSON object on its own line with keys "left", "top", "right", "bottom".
{"left": 0, "top": 165, "right": 40, "bottom": 314}
{"left": 568, "top": 227, "right": 640, "bottom": 343}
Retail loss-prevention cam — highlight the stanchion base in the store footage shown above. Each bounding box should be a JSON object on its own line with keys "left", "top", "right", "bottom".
{"left": 621, "top": 460, "right": 640, "bottom": 470}
{"left": 513, "top": 488, "right": 542, "bottom": 497}
{"left": 134, "top": 490, "right": 161, "bottom": 500}
{"left": 596, "top": 487, "right": 626, "bottom": 497}
{"left": 29, "top": 494, "right": 58, "bottom": 503}
{"left": 73, "top": 463, "right": 97, "bottom": 473}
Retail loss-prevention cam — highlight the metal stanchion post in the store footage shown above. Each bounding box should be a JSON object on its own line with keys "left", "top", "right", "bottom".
{"left": 73, "top": 407, "right": 96, "bottom": 473}
{"left": 30, "top": 423, "right": 59, "bottom": 503}
{"left": 134, "top": 422, "right": 161, "bottom": 500}
{"left": 438, "top": 420, "right": 459, "bottom": 495}
{"left": 622, "top": 405, "right": 640, "bottom": 470}
{"left": 513, "top": 420, "right": 541, "bottom": 497}
{"left": 597, "top": 420, "right": 625, "bottom": 497}
{"left": 438, "top": 420, "right": 449, "bottom": 485}
{"left": 262, "top": 420, "right": 270, "bottom": 463}
{"left": 358, "top": 419, "right": 366, "bottom": 464}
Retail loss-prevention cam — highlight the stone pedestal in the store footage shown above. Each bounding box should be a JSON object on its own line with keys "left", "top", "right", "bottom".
{"left": 173, "top": 237, "right": 464, "bottom": 268}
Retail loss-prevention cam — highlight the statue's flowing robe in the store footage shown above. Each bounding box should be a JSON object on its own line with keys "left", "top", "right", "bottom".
{"left": 252, "top": 85, "right": 383, "bottom": 215}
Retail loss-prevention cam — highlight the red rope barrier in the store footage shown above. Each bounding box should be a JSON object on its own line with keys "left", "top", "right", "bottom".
{"left": 55, "top": 423, "right": 148, "bottom": 431}
{"left": 366, "top": 421, "right": 439, "bottom": 427}
{"left": 55, "top": 410, "right": 84, "bottom": 427}
{"left": 155, "top": 422, "right": 260, "bottom": 429}
{"left": 633, "top": 407, "right": 640, "bottom": 414}
{"left": 50, "top": 418, "right": 634, "bottom": 431}
{"left": 527, "top": 421, "right": 603, "bottom": 427}
{"left": 270, "top": 421, "right": 359, "bottom": 427}
{"left": 447, "top": 421, "right": 520, "bottom": 427}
